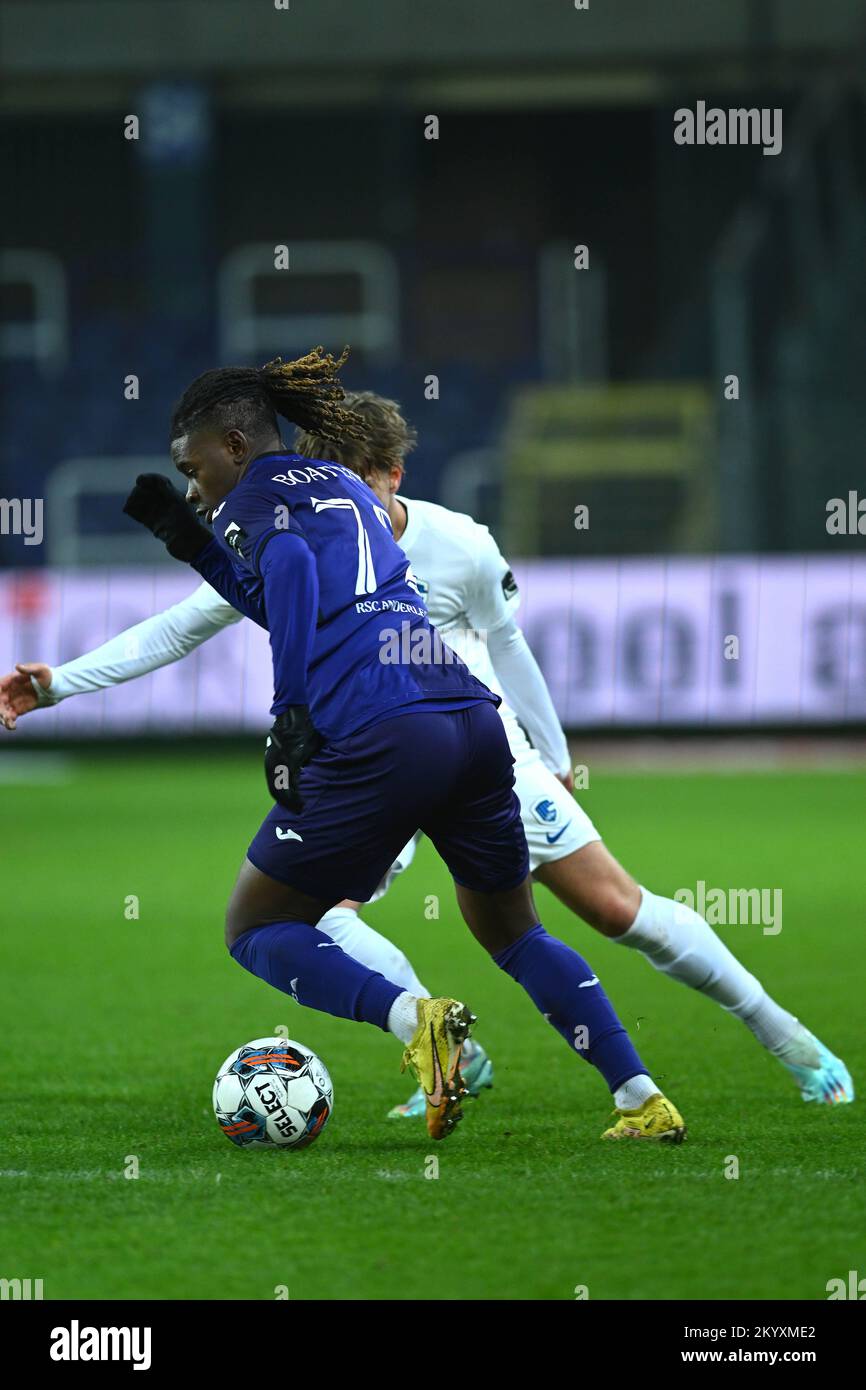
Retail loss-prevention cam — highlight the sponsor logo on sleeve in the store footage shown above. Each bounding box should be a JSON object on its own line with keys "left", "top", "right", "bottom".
{"left": 405, "top": 566, "right": 429, "bottom": 600}
{"left": 223, "top": 521, "right": 248, "bottom": 557}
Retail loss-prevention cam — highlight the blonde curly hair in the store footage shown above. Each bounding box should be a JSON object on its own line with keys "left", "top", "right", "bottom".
{"left": 293, "top": 390, "right": 417, "bottom": 480}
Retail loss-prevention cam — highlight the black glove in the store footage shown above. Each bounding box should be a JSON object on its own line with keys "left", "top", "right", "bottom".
{"left": 123, "top": 474, "right": 212, "bottom": 562}
{"left": 265, "top": 706, "right": 323, "bottom": 812}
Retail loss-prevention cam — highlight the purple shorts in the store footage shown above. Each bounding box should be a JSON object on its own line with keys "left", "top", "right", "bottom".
{"left": 247, "top": 701, "right": 529, "bottom": 902}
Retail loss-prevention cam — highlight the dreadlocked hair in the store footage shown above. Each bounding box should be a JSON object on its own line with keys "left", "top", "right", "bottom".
{"left": 169, "top": 346, "right": 370, "bottom": 448}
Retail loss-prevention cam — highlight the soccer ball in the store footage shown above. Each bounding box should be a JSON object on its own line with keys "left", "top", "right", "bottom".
{"left": 213, "top": 1037, "right": 333, "bottom": 1150}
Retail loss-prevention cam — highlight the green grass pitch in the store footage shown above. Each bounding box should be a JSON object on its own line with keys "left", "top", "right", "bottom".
{"left": 1, "top": 750, "right": 864, "bottom": 1300}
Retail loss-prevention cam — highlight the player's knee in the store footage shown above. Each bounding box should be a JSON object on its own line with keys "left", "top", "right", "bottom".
{"left": 224, "top": 907, "right": 249, "bottom": 950}
{"left": 225, "top": 887, "right": 259, "bottom": 948}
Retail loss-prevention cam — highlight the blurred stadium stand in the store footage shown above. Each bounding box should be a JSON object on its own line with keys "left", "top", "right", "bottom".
{"left": 218, "top": 242, "right": 400, "bottom": 364}
{"left": 501, "top": 384, "right": 715, "bottom": 556}
{"left": 0, "top": 249, "right": 68, "bottom": 376}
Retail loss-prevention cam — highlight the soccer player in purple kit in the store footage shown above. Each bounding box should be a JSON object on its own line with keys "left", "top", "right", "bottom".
{"left": 122, "top": 347, "right": 687, "bottom": 1143}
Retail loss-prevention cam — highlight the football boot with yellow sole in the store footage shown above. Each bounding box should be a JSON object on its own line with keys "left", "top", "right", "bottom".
{"left": 601, "top": 1093, "right": 687, "bottom": 1143}
{"left": 400, "top": 998, "right": 476, "bottom": 1140}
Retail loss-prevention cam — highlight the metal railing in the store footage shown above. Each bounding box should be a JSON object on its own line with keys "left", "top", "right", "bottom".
{"left": 46, "top": 457, "right": 169, "bottom": 566}
{"left": 0, "top": 249, "right": 68, "bottom": 376}
{"left": 218, "top": 241, "right": 400, "bottom": 363}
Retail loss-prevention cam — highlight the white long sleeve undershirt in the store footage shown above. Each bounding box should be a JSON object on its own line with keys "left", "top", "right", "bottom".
{"left": 40, "top": 582, "right": 241, "bottom": 704}
{"left": 37, "top": 581, "right": 571, "bottom": 784}
{"left": 485, "top": 618, "right": 571, "bottom": 777}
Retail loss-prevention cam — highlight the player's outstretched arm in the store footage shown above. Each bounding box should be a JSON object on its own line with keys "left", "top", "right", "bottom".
{"left": 465, "top": 528, "right": 571, "bottom": 781}
{"left": 190, "top": 537, "right": 267, "bottom": 628}
{"left": 257, "top": 532, "right": 321, "bottom": 809}
{"left": 258, "top": 532, "right": 319, "bottom": 714}
{"left": 486, "top": 619, "right": 571, "bottom": 782}
{"left": 0, "top": 584, "right": 241, "bottom": 730}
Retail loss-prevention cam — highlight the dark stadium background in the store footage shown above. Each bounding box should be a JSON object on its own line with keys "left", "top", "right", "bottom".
{"left": 1, "top": 0, "right": 865, "bottom": 1316}
{"left": 3, "top": 2, "right": 865, "bottom": 561}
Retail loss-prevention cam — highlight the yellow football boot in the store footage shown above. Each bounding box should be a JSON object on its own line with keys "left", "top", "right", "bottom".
{"left": 601, "top": 1093, "right": 687, "bottom": 1143}
{"left": 400, "top": 998, "right": 476, "bottom": 1140}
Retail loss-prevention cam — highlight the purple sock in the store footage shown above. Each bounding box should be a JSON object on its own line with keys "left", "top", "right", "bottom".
{"left": 493, "top": 924, "right": 647, "bottom": 1093}
{"left": 230, "top": 920, "right": 404, "bottom": 1031}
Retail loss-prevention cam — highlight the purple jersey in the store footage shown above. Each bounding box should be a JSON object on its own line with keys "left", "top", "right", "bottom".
{"left": 192, "top": 452, "right": 496, "bottom": 741}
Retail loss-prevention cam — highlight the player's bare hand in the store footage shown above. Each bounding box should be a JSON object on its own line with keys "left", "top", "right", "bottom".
{"left": 0, "top": 662, "right": 53, "bottom": 730}
{"left": 556, "top": 767, "right": 575, "bottom": 794}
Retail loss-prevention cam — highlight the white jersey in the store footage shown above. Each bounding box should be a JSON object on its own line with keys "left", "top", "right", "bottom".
{"left": 386, "top": 497, "right": 597, "bottom": 874}
{"left": 397, "top": 497, "right": 534, "bottom": 764}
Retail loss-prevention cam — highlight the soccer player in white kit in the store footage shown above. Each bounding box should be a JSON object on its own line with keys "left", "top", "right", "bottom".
{"left": 1, "top": 392, "right": 852, "bottom": 1119}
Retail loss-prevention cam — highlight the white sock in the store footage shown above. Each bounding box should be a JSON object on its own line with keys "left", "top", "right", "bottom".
{"left": 771, "top": 1024, "right": 821, "bottom": 1068}
{"left": 387, "top": 991, "right": 420, "bottom": 1045}
{"left": 319, "top": 906, "right": 431, "bottom": 999}
{"left": 613, "top": 1074, "right": 658, "bottom": 1110}
{"left": 618, "top": 887, "right": 801, "bottom": 1054}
